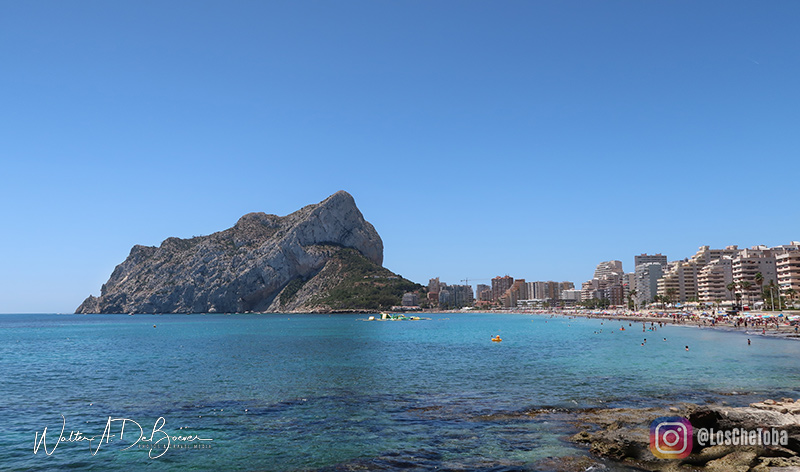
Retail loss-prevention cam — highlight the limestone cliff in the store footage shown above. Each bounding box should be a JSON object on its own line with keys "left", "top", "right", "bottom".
{"left": 75, "top": 191, "right": 406, "bottom": 314}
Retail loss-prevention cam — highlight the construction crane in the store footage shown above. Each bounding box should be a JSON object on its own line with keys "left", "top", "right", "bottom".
{"left": 460, "top": 278, "right": 491, "bottom": 286}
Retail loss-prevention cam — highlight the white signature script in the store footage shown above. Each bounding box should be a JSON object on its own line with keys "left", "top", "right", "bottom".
{"left": 34, "top": 416, "right": 213, "bottom": 459}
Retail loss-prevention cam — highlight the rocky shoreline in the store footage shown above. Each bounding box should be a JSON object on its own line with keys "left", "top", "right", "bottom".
{"left": 567, "top": 399, "right": 800, "bottom": 471}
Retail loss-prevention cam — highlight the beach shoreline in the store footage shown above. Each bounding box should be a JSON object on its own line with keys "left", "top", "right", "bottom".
{"left": 425, "top": 308, "right": 800, "bottom": 341}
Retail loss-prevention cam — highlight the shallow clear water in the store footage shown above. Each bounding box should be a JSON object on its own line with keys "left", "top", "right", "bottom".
{"left": 2, "top": 313, "right": 799, "bottom": 471}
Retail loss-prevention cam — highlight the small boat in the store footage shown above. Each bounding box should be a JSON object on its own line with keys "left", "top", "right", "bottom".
{"left": 374, "top": 312, "right": 430, "bottom": 321}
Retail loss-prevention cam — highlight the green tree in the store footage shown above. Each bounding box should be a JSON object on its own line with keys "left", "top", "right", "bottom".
{"left": 665, "top": 288, "right": 678, "bottom": 307}
{"left": 739, "top": 281, "right": 752, "bottom": 309}
{"left": 786, "top": 288, "right": 797, "bottom": 308}
{"left": 767, "top": 280, "right": 782, "bottom": 310}
{"left": 755, "top": 272, "right": 765, "bottom": 308}
{"left": 726, "top": 282, "right": 737, "bottom": 307}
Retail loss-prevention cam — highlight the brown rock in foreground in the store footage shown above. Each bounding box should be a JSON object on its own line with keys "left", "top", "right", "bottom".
{"left": 570, "top": 402, "right": 800, "bottom": 471}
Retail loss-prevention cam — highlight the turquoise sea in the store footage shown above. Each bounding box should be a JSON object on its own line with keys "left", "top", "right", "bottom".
{"left": 2, "top": 312, "right": 800, "bottom": 471}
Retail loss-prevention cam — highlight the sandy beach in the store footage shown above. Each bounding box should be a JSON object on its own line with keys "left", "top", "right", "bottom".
{"left": 434, "top": 307, "right": 800, "bottom": 341}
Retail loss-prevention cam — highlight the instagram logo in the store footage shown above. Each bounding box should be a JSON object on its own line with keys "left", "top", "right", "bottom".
{"left": 650, "top": 417, "right": 693, "bottom": 459}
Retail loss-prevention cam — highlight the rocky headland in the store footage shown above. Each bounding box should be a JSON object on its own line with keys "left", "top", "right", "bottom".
{"left": 76, "top": 191, "right": 419, "bottom": 314}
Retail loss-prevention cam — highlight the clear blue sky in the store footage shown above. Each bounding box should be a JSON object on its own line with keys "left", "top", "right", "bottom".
{"left": 2, "top": 1, "right": 798, "bottom": 313}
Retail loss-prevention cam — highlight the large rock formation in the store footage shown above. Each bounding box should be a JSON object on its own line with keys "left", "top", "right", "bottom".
{"left": 76, "top": 191, "right": 394, "bottom": 314}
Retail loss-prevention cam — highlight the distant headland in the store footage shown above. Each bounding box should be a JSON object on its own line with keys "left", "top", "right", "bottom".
{"left": 76, "top": 191, "right": 420, "bottom": 314}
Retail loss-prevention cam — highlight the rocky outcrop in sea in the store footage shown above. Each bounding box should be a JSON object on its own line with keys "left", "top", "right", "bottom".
{"left": 76, "top": 191, "right": 386, "bottom": 314}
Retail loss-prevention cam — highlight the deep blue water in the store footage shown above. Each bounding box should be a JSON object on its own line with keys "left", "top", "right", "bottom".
{"left": 2, "top": 313, "right": 800, "bottom": 471}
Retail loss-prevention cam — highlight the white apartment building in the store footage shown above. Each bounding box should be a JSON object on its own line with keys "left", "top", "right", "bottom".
{"left": 561, "top": 289, "right": 582, "bottom": 301}
{"left": 732, "top": 248, "right": 778, "bottom": 306}
{"left": 657, "top": 246, "right": 740, "bottom": 303}
{"left": 594, "top": 260, "right": 623, "bottom": 279}
{"left": 635, "top": 262, "right": 663, "bottom": 306}
{"left": 777, "top": 251, "right": 800, "bottom": 295}
{"left": 657, "top": 261, "right": 697, "bottom": 303}
{"left": 697, "top": 256, "right": 734, "bottom": 303}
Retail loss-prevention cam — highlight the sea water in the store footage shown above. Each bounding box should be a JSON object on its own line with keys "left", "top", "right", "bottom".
{"left": 2, "top": 313, "right": 799, "bottom": 471}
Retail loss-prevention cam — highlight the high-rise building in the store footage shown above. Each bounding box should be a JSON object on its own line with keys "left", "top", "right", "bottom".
{"left": 438, "top": 289, "right": 451, "bottom": 307}
{"left": 634, "top": 255, "right": 667, "bottom": 307}
{"left": 525, "top": 282, "right": 537, "bottom": 300}
{"left": 428, "top": 278, "right": 440, "bottom": 295}
{"left": 402, "top": 292, "right": 419, "bottom": 306}
{"left": 607, "top": 284, "right": 624, "bottom": 306}
{"left": 581, "top": 279, "right": 600, "bottom": 301}
{"left": 514, "top": 279, "right": 528, "bottom": 300}
{"left": 492, "top": 276, "right": 514, "bottom": 301}
{"left": 657, "top": 246, "right": 740, "bottom": 303}
{"left": 634, "top": 253, "right": 667, "bottom": 269}
{"left": 582, "top": 261, "right": 625, "bottom": 304}
{"left": 657, "top": 261, "right": 697, "bottom": 303}
{"left": 450, "top": 284, "right": 474, "bottom": 307}
{"left": 732, "top": 247, "right": 779, "bottom": 306}
{"left": 777, "top": 250, "right": 800, "bottom": 296}
{"left": 594, "top": 261, "right": 623, "bottom": 279}
{"left": 500, "top": 279, "right": 527, "bottom": 308}
{"left": 433, "top": 282, "right": 474, "bottom": 308}
{"left": 635, "top": 263, "right": 663, "bottom": 306}
{"left": 697, "top": 257, "right": 734, "bottom": 303}
{"left": 532, "top": 281, "right": 548, "bottom": 299}
{"left": 623, "top": 272, "right": 635, "bottom": 304}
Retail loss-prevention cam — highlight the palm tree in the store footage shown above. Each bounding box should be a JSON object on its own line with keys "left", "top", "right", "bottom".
{"left": 726, "top": 282, "right": 737, "bottom": 307}
{"left": 755, "top": 272, "right": 764, "bottom": 307}
{"left": 653, "top": 295, "right": 663, "bottom": 309}
{"left": 768, "top": 280, "right": 780, "bottom": 310}
{"left": 666, "top": 288, "right": 678, "bottom": 307}
{"left": 762, "top": 287, "right": 773, "bottom": 310}
{"left": 739, "top": 281, "right": 752, "bottom": 310}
